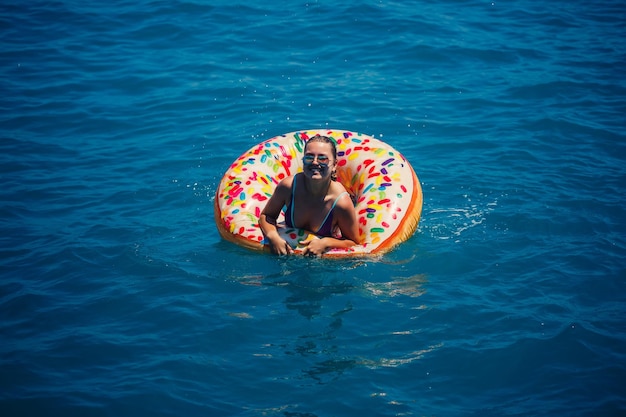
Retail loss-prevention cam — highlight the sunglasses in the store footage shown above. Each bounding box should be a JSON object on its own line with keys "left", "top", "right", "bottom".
{"left": 302, "top": 154, "right": 330, "bottom": 167}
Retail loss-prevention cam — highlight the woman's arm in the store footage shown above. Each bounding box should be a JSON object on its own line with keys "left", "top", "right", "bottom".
{"left": 259, "top": 177, "right": 294, "bottom": 255}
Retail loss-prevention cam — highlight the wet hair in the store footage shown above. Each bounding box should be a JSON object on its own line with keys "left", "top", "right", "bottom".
{"left": 304, "top": 134, "right": 338, "bottom": 181}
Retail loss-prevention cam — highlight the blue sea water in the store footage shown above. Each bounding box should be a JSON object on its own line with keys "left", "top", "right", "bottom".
{"left": 2, "top": 0, "right": 625, "bottom": 415}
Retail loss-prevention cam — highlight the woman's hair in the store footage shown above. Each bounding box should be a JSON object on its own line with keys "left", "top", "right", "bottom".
{"left": 305, "top": 134, "right": 337, "bottom": 159}
{"left": 304, "top": 134, "right": 338, "bottom": 181}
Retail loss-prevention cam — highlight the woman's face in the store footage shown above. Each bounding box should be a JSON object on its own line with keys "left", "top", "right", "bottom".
{"left": 303, "top": 141, "right": 335, "bottom": 180}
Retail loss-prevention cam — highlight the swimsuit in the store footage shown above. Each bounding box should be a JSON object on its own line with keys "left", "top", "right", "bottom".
{"left": 284, "top": 175, "right": 348, "bottom": 237}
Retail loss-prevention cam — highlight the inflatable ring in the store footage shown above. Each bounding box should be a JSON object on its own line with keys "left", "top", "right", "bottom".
{"left": 214, "top": 129, "right": 422, "bottom": 257}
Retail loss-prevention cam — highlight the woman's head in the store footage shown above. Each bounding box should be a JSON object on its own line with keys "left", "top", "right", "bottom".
{"left": 303, "top": 135, "right": 338, "bottom": 181}
{"left": 305, "top": 134, "right": 337, "bottom": 160}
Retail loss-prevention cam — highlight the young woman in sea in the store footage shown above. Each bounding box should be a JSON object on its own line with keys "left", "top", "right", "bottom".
{"left": 259, "top": 134, "right": 360, "bottom": 256}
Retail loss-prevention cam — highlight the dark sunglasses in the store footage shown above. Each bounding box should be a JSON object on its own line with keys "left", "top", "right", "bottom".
{"left": 302, "top": 154, "right": 330, "bottom": 167}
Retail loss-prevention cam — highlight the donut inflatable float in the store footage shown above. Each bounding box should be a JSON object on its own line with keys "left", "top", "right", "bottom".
{"left": 214, "top": 129, "right": 422, "bottom": 257}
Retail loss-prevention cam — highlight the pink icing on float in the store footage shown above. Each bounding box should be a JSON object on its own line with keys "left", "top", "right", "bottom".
{"left": 214, "top": 129, "right": 423, "bottom": 257}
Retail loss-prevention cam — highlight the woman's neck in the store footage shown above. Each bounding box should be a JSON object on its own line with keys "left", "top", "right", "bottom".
{"left": 303, "top": 175, "right": 331, "bottom": 199}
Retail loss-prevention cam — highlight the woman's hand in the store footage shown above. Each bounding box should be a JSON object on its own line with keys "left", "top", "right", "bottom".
{"left": 267, "top": 235, "right": 294, "bottom": 256}
{"left": 299, "top": 237, "right": 328, "bottom": 257}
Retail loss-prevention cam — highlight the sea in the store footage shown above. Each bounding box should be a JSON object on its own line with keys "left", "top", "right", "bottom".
{"left": 2, "top": 1, "right": 625, "bottom": 416}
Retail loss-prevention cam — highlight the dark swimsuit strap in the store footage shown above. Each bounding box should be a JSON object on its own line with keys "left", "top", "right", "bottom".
{"left": 316, "top": 191, "right": 348, "bottom": 235}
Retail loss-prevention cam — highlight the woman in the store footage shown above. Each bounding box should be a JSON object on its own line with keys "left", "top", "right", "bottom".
{"left": 259, "top": 134, "right": 360, "bottom": 256}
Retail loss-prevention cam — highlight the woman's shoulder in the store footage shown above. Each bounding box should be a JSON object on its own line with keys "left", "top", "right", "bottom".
{"left": 330, "top": 180, "right": 349, "bottom": 196}
{"left": 277, "top": 174, "right": 297, "bottom": 188}
{"left": 330, "top": 182, "right": 353, "bottom": 207}
{"left": 272, "top": 175, "right": 297, "bottom": 199}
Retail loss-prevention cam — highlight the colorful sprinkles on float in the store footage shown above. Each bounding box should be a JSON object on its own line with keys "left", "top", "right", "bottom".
{"left": 214, "top": 129, "right": 423, "bottom": 257}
